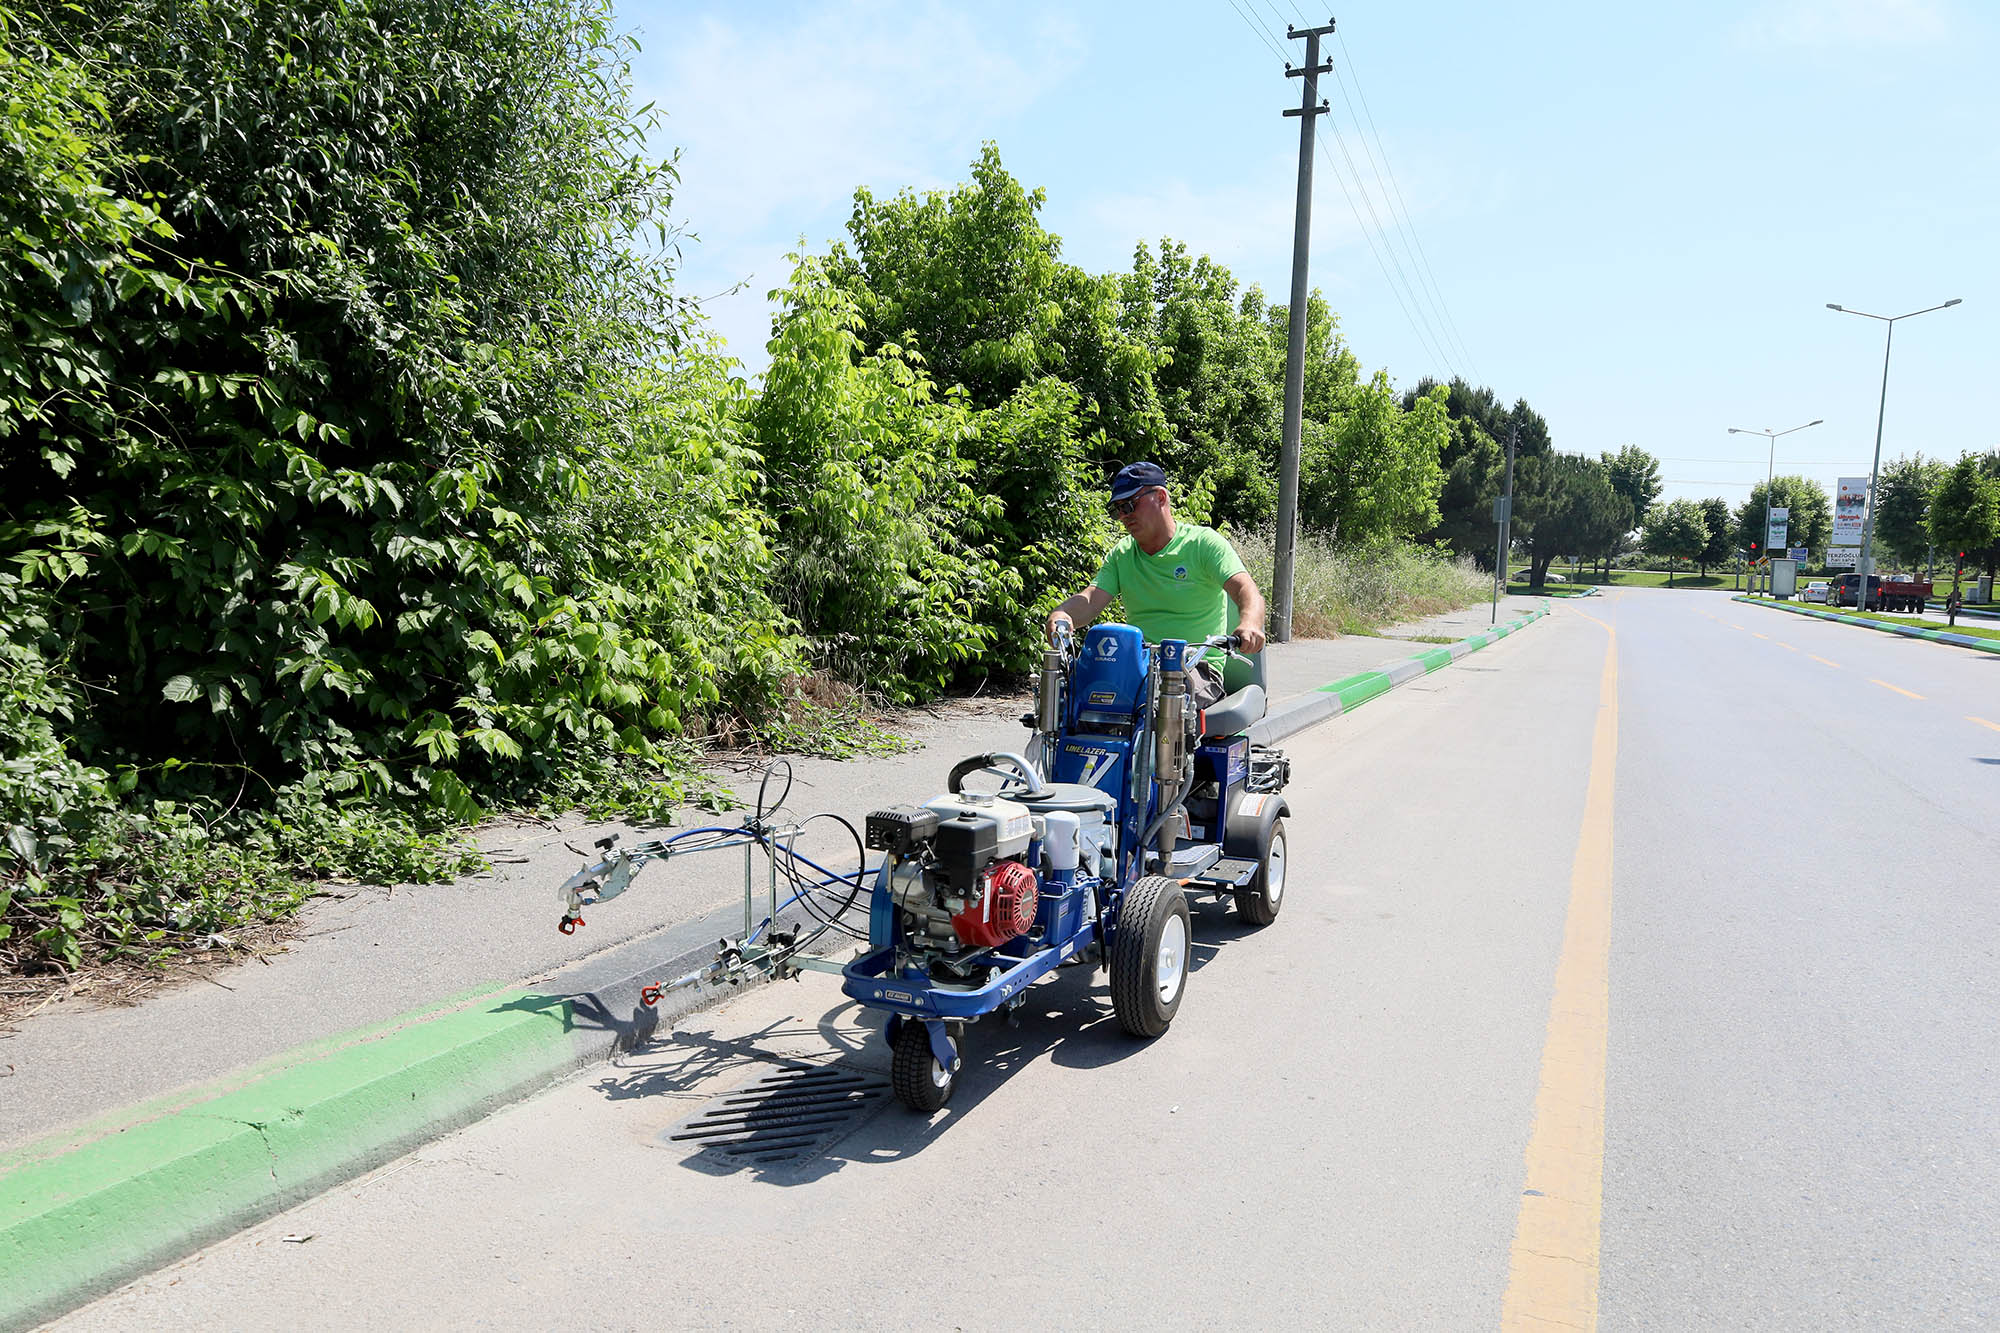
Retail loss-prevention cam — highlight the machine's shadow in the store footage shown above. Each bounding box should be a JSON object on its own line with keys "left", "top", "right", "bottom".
{"left": 587, "top": 895, "right": 1265, "bottom": 1186}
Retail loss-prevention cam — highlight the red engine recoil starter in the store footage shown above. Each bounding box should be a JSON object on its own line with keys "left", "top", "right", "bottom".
{"left": 951, "top": 860, "right": 1040, "bottom": 948}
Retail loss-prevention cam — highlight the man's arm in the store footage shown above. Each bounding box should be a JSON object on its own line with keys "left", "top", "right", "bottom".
{"left": 1223, "top": 571, "right": 1267, "bottom": 654}
{"left": 1047, "top": 586, "right": 1113, "bottom": 643}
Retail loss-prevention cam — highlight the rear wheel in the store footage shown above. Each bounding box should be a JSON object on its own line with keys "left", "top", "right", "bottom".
{"left": 1235, "top": 818, "right": 1287, "bottom": 927}
{"left": 1111, "top": 875, "right": 1191, "bottom": 1038}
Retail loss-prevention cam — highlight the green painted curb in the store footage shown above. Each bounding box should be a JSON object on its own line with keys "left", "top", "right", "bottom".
{"left": 0, "top": 988, "right": 574, "bottom": 1330}
{"left": 1733, "top": 596, "right": 2000, "bottom": 654}
{"left": 1255, "top": 603, "right": 1548, "bottom": 745}
{"left": 1320, "top": 669, "right": 1393, "bottom": 709}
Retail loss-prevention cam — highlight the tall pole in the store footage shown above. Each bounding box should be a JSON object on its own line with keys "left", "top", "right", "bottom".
{"left": 1493, "top": 424, "right": 1517, "bottom": 625}
{"left": 1271, "top": 18, "right": 1334, "bottom": 644}
{"left": 1856, "top": 321, "right": 1895, "bottom": 615}
{"left": 1729, "top": 420, "right": 1821, "bottom": 595}
{"left": 1828, "top": 298, "right": 1963, "bottom": 613}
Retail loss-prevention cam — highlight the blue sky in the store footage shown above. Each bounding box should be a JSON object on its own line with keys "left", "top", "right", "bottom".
{"left": 619, "top": 0, "right": 1996, "bottom": 509}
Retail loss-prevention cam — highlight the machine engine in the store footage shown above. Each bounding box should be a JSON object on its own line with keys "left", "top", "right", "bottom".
{"left": 866, "top": 793, "right": 1039, "bottom": 962}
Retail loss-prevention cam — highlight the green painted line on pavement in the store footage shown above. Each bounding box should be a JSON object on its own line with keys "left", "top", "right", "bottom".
{"left": 1416, "top": 647, "right": 1454, "bottom": 673}
{"left": 0, "top": 988, "right": 574, "bottom": 1330}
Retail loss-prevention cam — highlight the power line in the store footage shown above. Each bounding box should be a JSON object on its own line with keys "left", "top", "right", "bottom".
{"left": 1271, "top": 3, "right": 1478, "bottom": 378}
{"left": 1332, "top": 32, "right": 1481, "bottom": 379}
{"left": 1313, "top": 133, "right": 1455, "bottom": 375}
{"left": 1220, "top": 2, "right": 1464, "bottom": 380}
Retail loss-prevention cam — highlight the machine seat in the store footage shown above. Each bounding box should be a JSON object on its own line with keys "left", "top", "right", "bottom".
{"left": 1200, "top": 684, "right": 1266, "bottom": 741}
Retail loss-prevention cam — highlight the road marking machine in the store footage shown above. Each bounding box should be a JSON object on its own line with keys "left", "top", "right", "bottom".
{"left": 554, "top": 624, "right": 1291, "bottom": 1111}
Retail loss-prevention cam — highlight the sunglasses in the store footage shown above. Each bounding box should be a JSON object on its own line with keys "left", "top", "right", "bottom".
{"left": 1109, "top": 488, "right": 1158, "bottom": 517}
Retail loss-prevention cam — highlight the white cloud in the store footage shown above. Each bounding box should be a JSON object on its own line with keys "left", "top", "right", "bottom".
{"left": 1734, "top": 0, "right": 1952, "bottom": 48}
{"left": 623, "top": 1, "right": 1084, "bottom": 366}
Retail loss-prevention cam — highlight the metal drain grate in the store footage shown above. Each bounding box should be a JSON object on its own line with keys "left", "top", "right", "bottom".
{"left": 662, "top": 1064, "right": 889, "bottom": 1165}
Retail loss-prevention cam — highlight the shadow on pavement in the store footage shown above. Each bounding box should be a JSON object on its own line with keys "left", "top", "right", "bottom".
{"left": 582, "top": 893, "right": 1271, "bottom": 1185}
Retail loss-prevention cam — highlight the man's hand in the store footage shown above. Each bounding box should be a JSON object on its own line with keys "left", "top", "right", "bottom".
{"left": 1236, "top": 624, "right": 1267, "bottom": 654}
{"left": 1047, "top": 587, "right": 1111, "bottom": 645}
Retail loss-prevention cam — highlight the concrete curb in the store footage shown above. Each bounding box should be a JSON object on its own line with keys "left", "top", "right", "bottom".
{"left": 1733, "top": 596, "right": 2000, "bottom": 655}
{"left": 3, "top": 602, "right": 1552, "bottom": 1329}
{"left": 1250, "top": 602, "right": 1551, "bottom": 746}
{"left": 0, "top": 891, "right": 832, "bottom": 1331}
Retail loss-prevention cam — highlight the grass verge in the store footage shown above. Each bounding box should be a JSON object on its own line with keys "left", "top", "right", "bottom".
{"left": 1742, "top": 599, "right": 2000, "bottom": 642}
{"left": 1233, "top": 531, "right": 1491, "bottom": 637}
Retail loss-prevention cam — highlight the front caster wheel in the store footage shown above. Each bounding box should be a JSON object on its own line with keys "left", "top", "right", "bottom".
{"left": 1235, "top": 817, "right": 1287, "bottom": 927}
{"left": 891, "top": 1021, "right": 958, "bottom": 1112}
{"left": 1111, "top": 875, "right": 1191, "bottom": 1038}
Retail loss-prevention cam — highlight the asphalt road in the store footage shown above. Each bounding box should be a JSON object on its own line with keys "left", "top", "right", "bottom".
{"left": 58, "top": 589, "right": 2000, "bottom": 1330}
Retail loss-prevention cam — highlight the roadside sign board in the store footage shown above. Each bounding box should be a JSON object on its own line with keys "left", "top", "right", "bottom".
{"left": 1827, "top": 546, "right": 1859, "bottom": 568}
{"left": 1492, "top": 496, "right": 1510, "bottom": 522}
{"left": 1790, "top": 547, "right": 1808, "bottom": 561}
{"left": 1834, "top": 477, "right": 1868, "bottom": 547}
{"left": 1766, "top": 507, "right": 1790, "bottom": 551}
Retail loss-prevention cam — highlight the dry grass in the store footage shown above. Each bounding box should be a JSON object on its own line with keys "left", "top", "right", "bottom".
{"left": 1230, "top": 529, "right": 1491, "bottom": 637}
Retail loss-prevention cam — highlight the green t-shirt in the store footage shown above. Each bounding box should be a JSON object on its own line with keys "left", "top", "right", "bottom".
{"left": 1090, "top": 523, "right": 1246, "bottom": 644}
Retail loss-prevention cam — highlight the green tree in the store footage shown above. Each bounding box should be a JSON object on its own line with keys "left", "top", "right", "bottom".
{"left": 1735, "top": 476, "right": 1832, "bottom": 559}
{"left": 828, "top": 143, "right": 1169, "bottom": 457}
{"left": 1875, "top": 454, "right": 1949, "bottom": 571}
{"left": 1602, "top": 446, "right": 1664, "bottom": 528}
{"left": 1697, "top": 497, "right": 1733, "bottom": 577}
{"left": 1642, "top": 498, "right": 1711, "bottom": 587}
{"left": 1404, "top": 378, "right": 1550, "bottom": 565}
{"left": 1298, "top": 374, "right": 1448, "bottom": 544}
{"left": 1516, "top": 454, "right": 1624, "bottom": 586}
{"left": 1927, "top": 456, "right": 2000, "bottom": 600}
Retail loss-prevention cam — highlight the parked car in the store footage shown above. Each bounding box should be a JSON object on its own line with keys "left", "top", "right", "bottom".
{"left": 1801, "top": 581, "right": 1830, "bottom": 603}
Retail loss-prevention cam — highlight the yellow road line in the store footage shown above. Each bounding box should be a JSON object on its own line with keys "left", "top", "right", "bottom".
{"left": 1502, "top": 610, "right": 1617, "bottom": 1330}
{"left": 1752, "top": 632, "right": 1769, "bottom": 640}
{"left": 1870, "top": 678, "right": 1925, "bottom": 700}
{"left": 1776, "top": 642, "right": 1798, "bottom": 652}
{"left": 1810, "top": 655, "right": 1841, "bottom": 668}
{"left": 1970, "top": 716, "right": 2000, "bottom": 734}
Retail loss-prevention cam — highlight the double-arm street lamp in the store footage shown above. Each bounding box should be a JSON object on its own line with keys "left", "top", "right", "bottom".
{"left": 1827, "top": 298, "right": 1964, "bottom": 610}
{"left": 1728, "top": 419, "right": 1823, "bottom": 588}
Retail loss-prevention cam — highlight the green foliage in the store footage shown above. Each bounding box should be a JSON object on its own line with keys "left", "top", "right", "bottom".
{"left": 1299, "top": 375, "right": 1448, "bottom": 543}
{"left": 1641, "top": 497, "right": 1711, "bottom": 586}
{"left": 0, "top": 0, "right": 833, "bottom": 973}
{"left": 1928, "top": 456, "right": 2000, "bottom": 595}
{"left": 1875, "top": 454, "right": 1948, "bottom": 566}
{"left": 750, "top": 255, "right": 1015, "bottom": 702}
{"left": 1735, "top": 476, "right": 1831, "bottom": 557}
{"left": 1516, "top": 453, "right": 1629, "bottom": 586}
{"left": 1602, "top": 445, "right": 1664, "bottom": 527}
{"left": 1697, "top": 497, "right": 1734, "bottom": 572}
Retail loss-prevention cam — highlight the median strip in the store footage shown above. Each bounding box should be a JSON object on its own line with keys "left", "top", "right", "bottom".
{"left": 1735, "top": 596, "right": 2000, "bottom": 655}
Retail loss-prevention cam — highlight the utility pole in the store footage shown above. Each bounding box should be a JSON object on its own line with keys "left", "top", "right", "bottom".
{"left": 1493, "top": 424, "right": 1517, "bottom": 624}
{"left": 1270, "top": 17, "right": 1334, "bottom": 644}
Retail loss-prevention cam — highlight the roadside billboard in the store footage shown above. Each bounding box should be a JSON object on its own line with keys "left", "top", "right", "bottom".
{"left": 1827, "top": 547, "right": 1859, "bottom": 568}
{"left": 1766, "top": 506, "right": 1790, "bottom": 551}
{"left": 1834, "top": 477, "right": 1868, "bottom": 548}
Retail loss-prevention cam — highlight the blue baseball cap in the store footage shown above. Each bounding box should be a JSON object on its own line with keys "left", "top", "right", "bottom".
{"left": 1109, "top": 461, "right": 1169, "bottom": 503}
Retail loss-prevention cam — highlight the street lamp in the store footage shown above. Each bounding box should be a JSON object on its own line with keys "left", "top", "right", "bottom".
{"left": 1827, "top": 298, "right": 1964, "bottom": 611}
{"left": 1728, "top": 419, "right": 1823, "bottom": 591}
